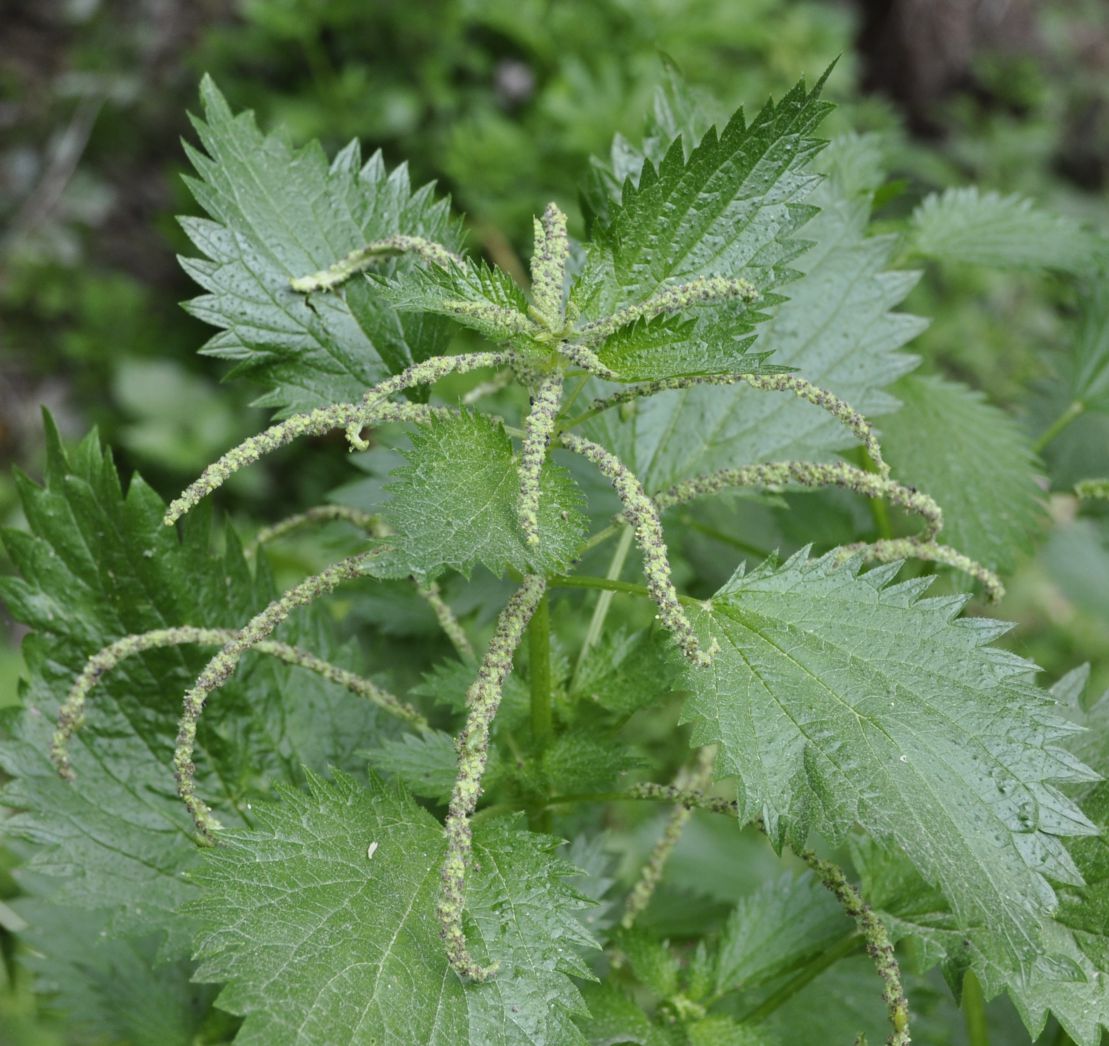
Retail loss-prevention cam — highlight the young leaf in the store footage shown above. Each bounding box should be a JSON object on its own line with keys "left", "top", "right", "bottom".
{"left": 383, "top": 411, "right": 587, "bottom": 578}
{"left": 910, "top": 188, "right": 1101, "bottom": 273}
{"left": 188, "top": 771, "right": 597, "bottom": 1046}
{"left": 679, "top": 551, "right": 1097, "bottom": 972}
{"left": 180, "top": 77, "right": 462, "bottom": 413}
{"left": 1067, "top": 282, "right": 1109, "bottom": 413}
{"left": 713, "top": 872, "right": 846, "bottom": 997}
{"left": 877, "top": 373, "right": 1045, "bottom": 573}
{"left": 382, "top": 257, "right": 536, "bottom": 343}
{"left": 587, "top": 179, "right": 923, "bottom": 493}
{"left": 572, "top": 72, "right": 832, "bottom": 322}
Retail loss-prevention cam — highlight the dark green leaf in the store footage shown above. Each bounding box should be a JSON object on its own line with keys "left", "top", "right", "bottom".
{"left": 189, "top": 771, "right": 597, "bottom": 1045}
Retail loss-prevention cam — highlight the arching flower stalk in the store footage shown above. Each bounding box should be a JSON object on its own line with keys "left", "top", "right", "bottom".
{"left": 835, "top": 538, "right": 1005, "bottom": 602}
{"left": 175, "top": 551, "right": 382, "bottom": 841}
{"left": 629, "top": 782, "right": 910, "bottom": 1046}
{"left": 164, "top": 401, "right": 453, "bottom": 525}
{"left": 418, "top": 580, "right": 474, "bottom": 661}
{"left": 577, "top": 371, "right": 889, "bottom": 477}
{"left": 289, "top": 234, "right": 463, "bottom": 294}
{"left": 654, "top": 460, "right": 944, "bottom": 541}
{"left": 620, "top": 745, "right": 717, "bottom": 934}
{"left": 52, "top": 626, "right": 425, "bottom": 781}
{"left": 438, "top": 574, "right": 547, "bottom": 980}
{"left": 560, "top": 432, "right": 714, "bottom": 667}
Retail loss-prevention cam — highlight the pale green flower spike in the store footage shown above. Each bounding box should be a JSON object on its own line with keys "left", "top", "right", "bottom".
{"left": 438, "top": 574, "right": 547, "bottom": 981}
{"left": 558, "top": 340, "right": 621, "bottom": 379}
{"left": 627, "top": 782, "right": 910, "bottom": 1046}
{"left": 801, "top": 851, "right": 911, "bottom": 1046}
{"left": 836, "top": 539, "right": 1005, "bottom": 603}
{"left": 164, "top": 400, "right": 450, "bottom": 525}
{"left": 175, "top": 551, "right": 380, "bottom": 841}
{"left": 289, "top": 234, "right": 462, "bottom": 294}
{"left": 655, "top": 461, "right": 943, "bottom": 541}
{"left": 52, "top": 625, "right": 425, "bottom": 782}
{"left": 518, "top": 372, "right": 564, "bottom": 547}
{"left": 418, "top": 580, "right": 474, "bottom": 661}
{"left": 345, "top": 350, "right": 516, "bottom": 450}
{"left": 621, "top": 746, "right": 717, "bottom": 932}
{"left": 249, "top": 506, "right": 474, "bottom": 658}
{"left": 529, "top": 202, "right": 569, "bottom": 329}
{"left": 560, "top": 433, "right": 714, "bottom": 667}
{"left": 578, "top": 275, "right": 760, "bottom": 345}
{"left": 582, "top": 371, "right": 888, "bottom": 477}
{"left": 247, "top": 504, "right": 380, "bottom": 556}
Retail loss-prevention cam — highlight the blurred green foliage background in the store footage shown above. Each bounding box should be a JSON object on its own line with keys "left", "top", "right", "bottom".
{"left": 1, "top": 0, "right": 1107, "bottom": 1039}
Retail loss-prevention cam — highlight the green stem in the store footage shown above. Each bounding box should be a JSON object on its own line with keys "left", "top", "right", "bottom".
{"left": 569, "top": 525, "right": 634, "bottom": 690}
{"left": 1034, "top": 400, "right": 1085, "bottom": 453}
{"left": 529, "top": 591, "right": 553, "bottom": 833}
{"left": 962, "top": 970, "right": 989, "bottom": 1046}
{"left": 739, "top": 934, "right": 860, "bottom": 1023}
{"left": 576, "top": 522, "right": 621, "bottom": 558}
{"left": 529, "top": 592, "right": 553, "bottom": 749}
{"left": 678, "top": 515, "right": 774, "bottom": 560}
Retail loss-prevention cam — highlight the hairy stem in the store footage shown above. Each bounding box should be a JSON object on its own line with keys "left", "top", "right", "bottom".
{"left": 175, "top": 552, "right": 379, "bottom": 841}
{"left": 620, "top": 746, "right": 717, "bottom": 931}
{"left": 518, "top": 371, "right": 564, "bottom": 547}
{"left": 438, "top": 574, "right": 547, "bottom": 980}
{"left": 654, "top": 461, "right": 943, "bottom": 541}
{"left": 289, "top": 234, "right": 462, "bottom": 293}
{"left": 560, "top": 433, "right": 713, "bottom": 667}
{"left": 834, "top": 538, "right": 1005, "bottom": 603}
{"left": 53, "top": 625, "right": 425, "bottom": 781}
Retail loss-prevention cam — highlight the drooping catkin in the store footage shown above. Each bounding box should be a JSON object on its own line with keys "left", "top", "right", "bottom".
{"left": 175, "top": 552, "right": 379, "bottom": 840}
{"left": 289, "top": 235, "right": 462, "bottom": 293}
{"left": 438, "top": 574, "right": 547, "bottom": 980}
{"left": 620, "top": 746, "right": 717, "bottom": 932}
{"left": 583, "top": 372, "right": 888, "bottom": 476}
{"left": 517, "top": 371, "right": 564, "bottom": 547}
{"left": 164, "top": 401, "right": 450, "bottom": 525}
{"left": 835, "top": 538, "right": 1005, "bottom": 603}
{"left": 52, "top": 625, "right": 424, "bottom": 781}
{"left": 560, "top": 433, "right": 713, "bottom": 667}
{"left": 345, "top": 350, "right": 516, "bottom": 450}
{"left": 577, "top": 276, "right": 760, "bottom": 344}
{"left": 655, "top": 461, "right": 943, "bottom": 541}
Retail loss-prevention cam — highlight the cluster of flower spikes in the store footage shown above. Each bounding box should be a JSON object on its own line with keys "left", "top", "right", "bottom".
{"left": 52, "top": 202, "right": 1000, "bottom": 1038}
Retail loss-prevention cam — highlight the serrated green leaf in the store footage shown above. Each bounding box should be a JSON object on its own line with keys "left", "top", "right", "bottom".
{"left": 679, "top": 551, "right": 1097, "bottom": 972}
{"left": 1068, "top": 283, "right": 1109, "bottom": 412}
{"left": 575, "top": 983, "right": 659, "bottom": 1046}
{"left": 12, "top": 895, "right": 216, "bottom": 1046}
{"left": 586, "top": 179, "right": 923, "bottom": 494}
{"left": 539, "top": 730, "right": 643, "bottom": 795}
{"left": 382, "top": 256, "right": 536, "bottom": 343}
{"left": 383, "top": 411, "right": 587, "bottom": 577}
{"left": 572, "top": 72, "right": 832, "bottom": 323}
{"left": 0, "top": 418, "right": 390, "bottom": 958}
{"left": 188, "top": 771, "right": 597, "bottom": 1045}
{"left": 180, "top": 76, "right": 462, "bottom": 413}
{"left": 572, "top": 628, "right": 685, "bottom": 716}
{"left": 878, "top": 373, "right": 1045, "bottom": 573}
{"left": 910, "top": 187, "right": 1101, "bottom": 273}
{"left": 364, "top": 728, "right": 464, "bottom": 803}
{"left": 616, "top": 929, "right": 681, "bottom": 998}
{"left": 713, "top": 872, "right": 845, "bottom": 996}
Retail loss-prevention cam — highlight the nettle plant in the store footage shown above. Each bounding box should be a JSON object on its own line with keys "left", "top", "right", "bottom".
{"left": 3, "top": 70, "right": 1108, "bottom": 1046}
